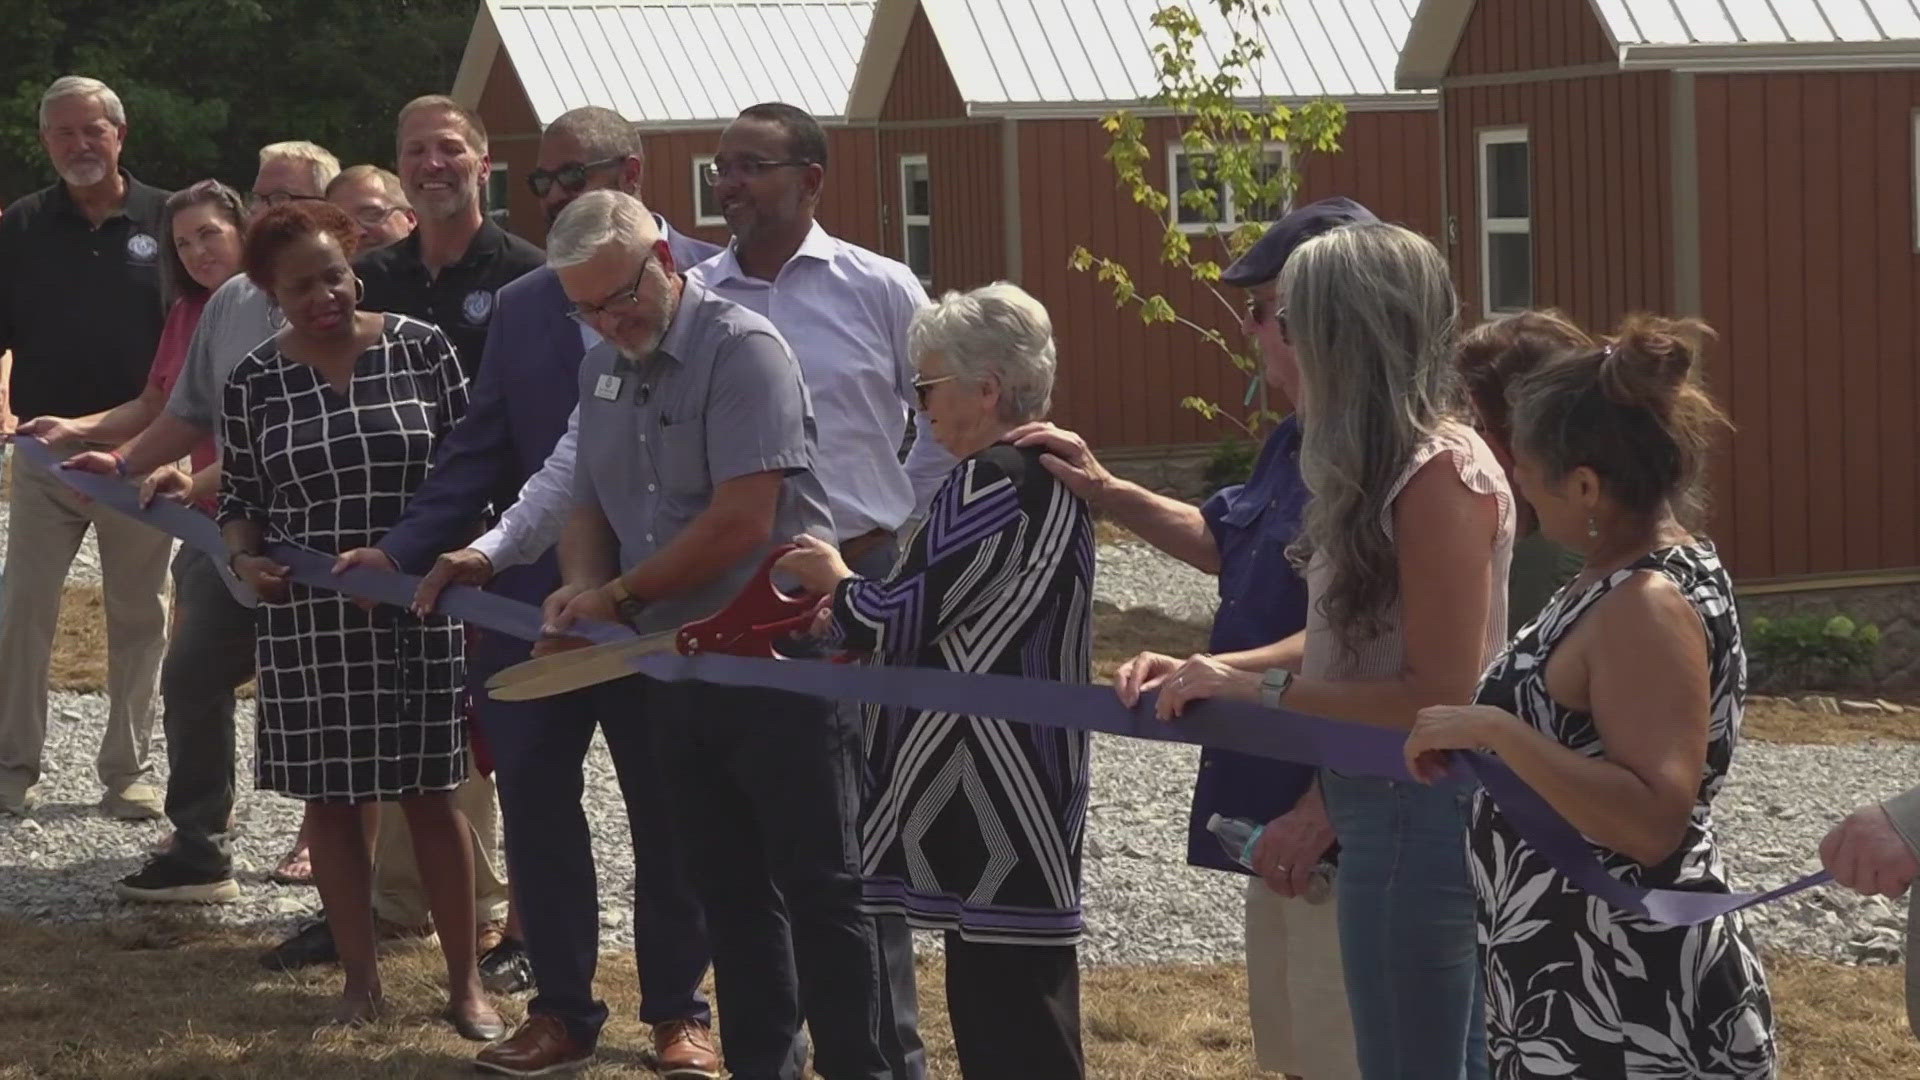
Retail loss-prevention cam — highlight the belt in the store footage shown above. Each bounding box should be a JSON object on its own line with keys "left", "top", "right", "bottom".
{"left": 839, "top": 527, "right": 893, "bottom": 565}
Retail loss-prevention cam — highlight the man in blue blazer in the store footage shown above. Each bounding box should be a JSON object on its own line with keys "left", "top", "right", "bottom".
{"left": 340, "top": 106, "right": 724, "bottom": 1079}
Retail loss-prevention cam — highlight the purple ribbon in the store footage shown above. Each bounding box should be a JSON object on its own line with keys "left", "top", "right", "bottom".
{"left": 17, "top": 434, "right": 1831, "bottom": 926}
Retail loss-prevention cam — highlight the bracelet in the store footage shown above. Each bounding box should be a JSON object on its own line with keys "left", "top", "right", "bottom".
{"left": 107, "top": 451, "right": 129, "bottom": 478}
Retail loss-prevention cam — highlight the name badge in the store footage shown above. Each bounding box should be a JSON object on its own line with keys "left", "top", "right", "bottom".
{"left": 593, "top": 374, "right": 624, "bottom": 401}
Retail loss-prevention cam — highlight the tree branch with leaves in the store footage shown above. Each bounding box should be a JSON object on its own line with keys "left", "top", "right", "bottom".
{"left": 1073, "top": 0, "right": 1346, "bottom": 441}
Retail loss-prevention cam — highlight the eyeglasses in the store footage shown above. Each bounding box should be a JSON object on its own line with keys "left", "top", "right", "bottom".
{"left": 700, "top": 157, "right": 815, "bottom": 185}
{"left": 566, "top": 252, "right": 657, "bottom": 326}
{"left": 527, "top": 158, "right": 624, "bottom": 198}
{"left": 350, "top": 205, "right": 406, "bottom": 228}
{"left": 248, "top": 191, "right": 326, "bottom": 210}
{"left": 912, "top": 374, "right": 957, "bottom": 409}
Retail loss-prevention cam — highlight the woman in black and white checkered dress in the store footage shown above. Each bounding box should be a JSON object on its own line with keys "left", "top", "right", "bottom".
{"left": 218, "top": 202, "right": 500, "bottom": 1038}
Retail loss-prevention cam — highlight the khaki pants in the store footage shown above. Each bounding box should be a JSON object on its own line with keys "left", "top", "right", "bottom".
{"left": 0, "top": 447, "right": 170, "bottom": 794}
{"left": 370, "top": 749, "right": 510, "bottom": 928}
{"left": 1246, "top": 876, "right": 1362, "bottom": 1080}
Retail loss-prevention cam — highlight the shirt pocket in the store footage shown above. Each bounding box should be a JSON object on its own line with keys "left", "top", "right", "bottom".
{"left": 654, "top": 414, "right": 711, "bottom": 499}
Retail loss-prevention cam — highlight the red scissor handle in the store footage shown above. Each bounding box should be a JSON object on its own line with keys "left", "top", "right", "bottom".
{"left": 675, "top": 544, "right": 851, "bottom": 661}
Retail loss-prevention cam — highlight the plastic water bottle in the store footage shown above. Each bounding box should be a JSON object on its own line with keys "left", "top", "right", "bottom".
{"left": 1206, "top": 813, "right": 1334, "bottom": 905}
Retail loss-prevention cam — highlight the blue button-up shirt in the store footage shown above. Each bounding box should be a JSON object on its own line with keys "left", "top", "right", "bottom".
{"left": 1185, "top": 416, "right": 1321, "bottom": 874}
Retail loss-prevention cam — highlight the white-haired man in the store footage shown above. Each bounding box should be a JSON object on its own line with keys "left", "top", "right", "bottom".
{"left": 46, "top": 139, "right": 340, "bottom": 903}
{"left": 0, "top": 76, "right": 172, "bottom": 821}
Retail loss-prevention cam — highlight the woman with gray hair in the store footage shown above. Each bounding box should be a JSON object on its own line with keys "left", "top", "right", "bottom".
{"left": 1151, "top": 222, "right": 1510, "bottom": 1079}
{"left": 779, "top": 281, "right": 1094, "bottom": 1078}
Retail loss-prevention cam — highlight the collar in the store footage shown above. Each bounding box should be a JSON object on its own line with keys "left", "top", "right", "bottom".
{"left": 388, "top": 218, "right": 506, "bottom": 275}
{"left": 608, "top": 275, "right": 704, "bottom": 374}
{"left": 709, "top": 219, "right": 836, "bottom": 285}
{"left": 45, "top": 168, "right": 142, "bottom": 224}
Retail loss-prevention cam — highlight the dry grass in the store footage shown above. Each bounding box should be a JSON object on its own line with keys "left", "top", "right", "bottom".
{"left": 1745, "top": 695, "right": 1920, "bottom": 745}
{"left": 1091, "top": 601, "right": 1213, "bottom": 681}
{"left": 0, "top": 915, "right": 1910, "bottom": 1078}
{"left": 51, "top": 585, "right": 109, "bottom": 694}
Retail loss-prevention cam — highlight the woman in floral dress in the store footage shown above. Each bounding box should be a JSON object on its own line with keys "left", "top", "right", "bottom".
{"left": 1406, "top": 316, "right": 1774, "bottom": 1078}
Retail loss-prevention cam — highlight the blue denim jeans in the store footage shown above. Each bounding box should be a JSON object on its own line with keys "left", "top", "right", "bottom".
{"left": 1319, "top": 770, "right": 1488, "bottom": 1080}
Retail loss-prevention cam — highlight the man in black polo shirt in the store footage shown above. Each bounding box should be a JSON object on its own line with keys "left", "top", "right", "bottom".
{"left": 356, "top": 95, "right": 544, "bottom": 377}
{"left": 0, "top": 76, "right": 172, "bottom": 819}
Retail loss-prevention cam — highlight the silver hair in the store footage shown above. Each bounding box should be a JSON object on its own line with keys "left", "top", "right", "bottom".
{"left": 259, "top": 141, "right": 341, "bottom": 193}
{"left": 1280, "top": 221, "right": 1463, "bottom": 653}
{"left": 546, "top": 106, "right": 643, "bottom": 164}
{"left": 909, "top": 282, "right": 1056, "bottom": 425}
{"left": 546, "top": 189, "right": 661, "bottom": 269}
{"left": 39, "top": 76, "right": 125, "bottom": 129}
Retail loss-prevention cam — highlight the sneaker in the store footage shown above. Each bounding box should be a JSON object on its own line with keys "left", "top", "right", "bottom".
{"left": 260, "top": 917, "right": 337, "bottom": 970}
{"left": 652, "top": 1018, "right": 721, "bottom": 1080}
{"left": 113, "top": 855, "right": 239, "bottom": 903}
{"left": 475, "top": 1014, "right": 593, "bottom": 1076}
{"left": 479, "top": 934, "right": 535, "bottom": 996}
{"left": 101, "top": 782, "right": 165, "bottom": 821}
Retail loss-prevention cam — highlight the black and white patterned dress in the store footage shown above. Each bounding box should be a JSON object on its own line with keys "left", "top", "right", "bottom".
{"left": 1469, "top": 543, "right": 1776, "bottom": 1078}
{"left": 218, "top": 314, "right": 470, "bottom": 803}
{"left": 824, "top": 444, "right": 1095, "bottom": 946}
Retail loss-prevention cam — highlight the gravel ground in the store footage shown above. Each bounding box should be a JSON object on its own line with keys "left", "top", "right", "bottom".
{"left": 0, "top": 481, "right": 1909, "bottom": 969}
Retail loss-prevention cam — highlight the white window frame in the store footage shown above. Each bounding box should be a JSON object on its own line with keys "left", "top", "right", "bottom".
{"left": 693, "top": 155, "right": 726, "bottom": 228}
{"left": 1478, "top": 126, "right": 1532, "bottom": 315}
{"left": 1911, "top": 110, "right": 1920, "bottom": 252}
{"left": 486, "top": 162, "right": 511, "bottom": 228}
{"left": 1165, "top": 140, "right": 1292, "bottom": 234}
{"left": 899, "top": 153, "right": 932, "bottom": 287}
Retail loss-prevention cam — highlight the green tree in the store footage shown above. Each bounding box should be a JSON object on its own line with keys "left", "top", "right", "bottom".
{"left": 1072, "top": 0, "right": 1346, "bottom": 440}
{"left": 0, "top": 0, "right": 475, "bottom": 202}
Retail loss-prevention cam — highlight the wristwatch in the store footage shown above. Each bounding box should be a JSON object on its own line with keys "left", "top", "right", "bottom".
{"left": 1259, "top": 668, "right": 1295, "bottom": 708}
{"left": 605, "top": 575, "right": 646, "bottom": 629}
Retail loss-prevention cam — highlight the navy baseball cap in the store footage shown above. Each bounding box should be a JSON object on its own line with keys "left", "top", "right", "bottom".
{"left": 1219, "top": 196, "right": 1379, "bottom": 288}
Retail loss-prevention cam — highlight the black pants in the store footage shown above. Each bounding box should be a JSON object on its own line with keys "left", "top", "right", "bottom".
{"left": 651, "top": 680, "right": 887, "bottom": 1080}
{"left": 483, "top": 667, "right": 711, "bottom": 1048}
{"left": 944, "top": 934, "right": 1084, "bottom": 1080}
{"left": 160, "top": 546, "right": 257, "bottom": 877}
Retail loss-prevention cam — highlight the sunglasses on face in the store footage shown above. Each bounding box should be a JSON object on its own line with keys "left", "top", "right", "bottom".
{"left": 1247, "top": 296, "right": 1291, "bottom": 345}
{"left": 912, "top": 374, "right": 957, "bottom": 409}
{"left": 527, "top": 157, "right": 623, "bottom": 198}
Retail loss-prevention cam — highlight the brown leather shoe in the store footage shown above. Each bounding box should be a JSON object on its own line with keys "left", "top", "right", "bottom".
{"left": 652, "top": 1018, "right": 721, "bottom": 1080}
{"left": 474, "top": 1014, "right": 592, "bottom": 1077}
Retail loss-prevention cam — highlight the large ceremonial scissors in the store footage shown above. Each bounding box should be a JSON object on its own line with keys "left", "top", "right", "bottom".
{"left": 485, "top": 545, "right": 846, "bottom": 701}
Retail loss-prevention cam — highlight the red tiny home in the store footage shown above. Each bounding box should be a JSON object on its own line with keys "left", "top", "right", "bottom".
{"left": 1399, "top": 0, "right": 1920, "bottom": 586}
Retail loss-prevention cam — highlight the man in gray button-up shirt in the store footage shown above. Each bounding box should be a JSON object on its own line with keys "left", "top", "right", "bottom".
{"left": 538, "top": 191, "right": 886, "bottom": 1080}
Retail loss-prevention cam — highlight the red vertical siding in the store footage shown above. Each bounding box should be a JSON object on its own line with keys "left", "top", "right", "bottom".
{"left": 1443, "top": 74, "right": 1671, "bottom": 330}
{"left": 875, "top": 124, "right": 1006, "bottom": 295}
{"left": 1451, "top": 0, "right": 1615, "bottom": 77}
{"left": 472, "top": 51, "right": 545, "bottom": 245}
{"left": 1694, "top": 71, "right": 1920, "bottom": 578}
{"left": 881, "top": 8, "right": 968, "bottom": 122}
{"left": 1012, "top": 109, "right": 1439, "bottom": 450}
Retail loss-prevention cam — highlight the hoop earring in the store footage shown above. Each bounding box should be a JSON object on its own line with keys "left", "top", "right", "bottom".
{"left": 351, "top": 275, "right": 365, "bottom": 305}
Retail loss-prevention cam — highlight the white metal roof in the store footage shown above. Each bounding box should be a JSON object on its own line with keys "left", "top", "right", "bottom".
{"left": 846, "top": 0, "right": 1432, "bottom": 120}
{"left": 1398, "top": 0, "right": 1920, "bottom": 87}
{"left": 454, "top": 0, "right": 876, "bottom": 127}
{"left": 1595, "top": 0, "right": 1920, "bottom": 46}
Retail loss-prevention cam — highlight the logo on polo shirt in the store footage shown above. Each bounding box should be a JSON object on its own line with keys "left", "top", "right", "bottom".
{"left": 126, "top": 233, "right": 158, "bottom": 263}
{"left": 462, "top": 289, "right": 494, "bottom": 325}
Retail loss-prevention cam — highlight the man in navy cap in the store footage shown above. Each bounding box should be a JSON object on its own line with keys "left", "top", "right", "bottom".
{"left": 1009, "top": 197, "right": 1374, "bottom": 1079}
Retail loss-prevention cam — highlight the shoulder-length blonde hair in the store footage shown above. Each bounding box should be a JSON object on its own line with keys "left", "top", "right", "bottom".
{"left": 1280, "top": 221, "right": 1463, "bottom": 653}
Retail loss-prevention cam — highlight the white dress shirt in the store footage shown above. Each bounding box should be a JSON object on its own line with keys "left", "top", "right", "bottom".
{"left": 689, "top": 222, "right": 957, "bottom": 539}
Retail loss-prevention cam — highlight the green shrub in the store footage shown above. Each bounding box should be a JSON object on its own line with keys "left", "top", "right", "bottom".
{"left": 1747, "top": 614, "right": 1882, "bottom": 691}
{"left": 1202, "top": 439, "right": 1258, "bottom": 491}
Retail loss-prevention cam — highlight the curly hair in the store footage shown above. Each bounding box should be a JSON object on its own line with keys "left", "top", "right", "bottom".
{"left": 242, "top": 202, "right": 359, "bottom": 293}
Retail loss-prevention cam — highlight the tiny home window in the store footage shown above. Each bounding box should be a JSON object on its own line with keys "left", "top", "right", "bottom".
{"left": 693, "top": 155, "right": 726, "bottom": 228}
{"left": 1478, "top": 128, "right": 1532, "bottom": 314}
{"left": 487, "top": 163, "right": 510, "bottom": 229}
{"left": 900, "top": 154, "right": 932, "bottom": 287}
{"left": 1912, "top": 111, "right": 1920, "bottom": 252}
{"left": 1167, "top": 142, "right": 1291, "bottom": 233}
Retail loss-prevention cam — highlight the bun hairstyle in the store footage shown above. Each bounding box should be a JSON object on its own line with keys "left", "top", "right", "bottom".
{"left": 1508, "top": 314, "right": 1731, "bottom": 530}
{"left": 1455, "top": 309, "right": 1596, "bottom": 451}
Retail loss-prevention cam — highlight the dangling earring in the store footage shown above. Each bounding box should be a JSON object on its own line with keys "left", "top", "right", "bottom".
{"left": 1586, "top": 514, "right": 1599, "bottom": 540}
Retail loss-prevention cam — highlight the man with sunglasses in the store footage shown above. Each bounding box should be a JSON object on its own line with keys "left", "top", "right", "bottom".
{"left": 336, "top": 106, "right": 723, "bottom": 1078}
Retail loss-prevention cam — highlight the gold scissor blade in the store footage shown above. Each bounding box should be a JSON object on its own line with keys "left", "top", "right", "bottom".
{"left": 484, "top": 630, "right": 680, "bottom": 701}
